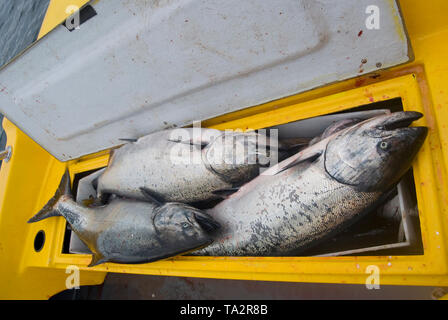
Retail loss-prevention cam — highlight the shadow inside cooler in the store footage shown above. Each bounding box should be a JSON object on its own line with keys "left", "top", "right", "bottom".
{"left": 63, "top": 98, "right": 424, "bottom": 257}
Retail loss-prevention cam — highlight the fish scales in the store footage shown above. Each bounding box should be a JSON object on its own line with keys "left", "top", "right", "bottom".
{"left": 99, "top": 130, "right": 232, "bottom": 203}
{"left": 197, "top": 157, "right": 380, "bottom": 256}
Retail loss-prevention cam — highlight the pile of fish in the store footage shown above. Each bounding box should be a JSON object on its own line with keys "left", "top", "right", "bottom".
{"left": 28, "top": 111, "right": 427, "bottom": 266}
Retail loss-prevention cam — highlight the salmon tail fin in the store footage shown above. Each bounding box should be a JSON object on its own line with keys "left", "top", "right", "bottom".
{"left": 27, "top": 170, "right": 72, "bottom": 223}
{"left": 88, "top": 252, "right": 107, "bottom": 267}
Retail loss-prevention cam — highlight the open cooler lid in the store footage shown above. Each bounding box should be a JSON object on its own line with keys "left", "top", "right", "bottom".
{"left": 0, "top": 0, "right": 412, "bottom": 161}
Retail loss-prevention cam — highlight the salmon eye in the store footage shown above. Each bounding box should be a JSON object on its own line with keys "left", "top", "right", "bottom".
{"left": 182, "top": 222, "right": 191, "bottom": 229}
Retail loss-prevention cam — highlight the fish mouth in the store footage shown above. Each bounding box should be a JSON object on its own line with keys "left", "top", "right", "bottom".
{"left": 405, "top": 126, "right": 429, "bottom": 150}
{"left": 364, "top": 111, "right": 427, "bottom": 139}
{"left": 194, "top": 212, "right": 221, "bottom": 233}
{"left": 376, "top": 111, "right": 423, "bottom": 131}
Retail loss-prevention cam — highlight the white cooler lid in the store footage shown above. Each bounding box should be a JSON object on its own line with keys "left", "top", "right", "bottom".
{"left": 0, "top": 0, "right": 411, "bottom": 161}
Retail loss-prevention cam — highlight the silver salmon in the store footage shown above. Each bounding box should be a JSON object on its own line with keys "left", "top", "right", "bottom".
{"left": 28, "top": 172, "right": 220, "bottom": 266}
{"left": 193, "top": 111, "right": 427, "bottom": 256}
{"left": 96, "top": 128, "right": 282, "bottom": 203}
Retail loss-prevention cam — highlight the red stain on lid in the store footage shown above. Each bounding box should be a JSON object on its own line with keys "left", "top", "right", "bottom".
{"left": 355, "top": 78, "right": 366, "bottom": 87}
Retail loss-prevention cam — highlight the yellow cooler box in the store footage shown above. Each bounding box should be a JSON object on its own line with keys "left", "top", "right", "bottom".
{"left": 0, "top": 0, "right": 447, "bottom": 299}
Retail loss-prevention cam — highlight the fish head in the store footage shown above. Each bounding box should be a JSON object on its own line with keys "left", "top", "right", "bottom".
{"left": 154, "top": 203, "right": 220, "bottom": 250}
{"left": 324, "top": 111, "right": 428, "bottom": 192}
{"left": 204, "top": 131, "right": 277, "bottom": 183}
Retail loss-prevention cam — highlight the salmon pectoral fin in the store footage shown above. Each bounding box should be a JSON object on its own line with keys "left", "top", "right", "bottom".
{"left": 274, "top": 150, "right": 322, "bottom": 175}
{"left": 212, "top": 187, "right": 240, "bottom": 199}
{"left": 168, "top": 138, "right": 209, "bottom": 149}
{"left": 277, "top": 138, "right": 312, "bottom": 151}
{"left": 139, "top": 187, "right": 166, "bottom": 206}
{"left": 118, "top": 138, "right": 138, "bottom": 143}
